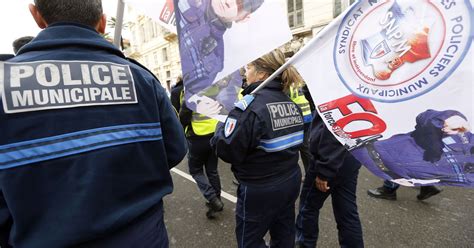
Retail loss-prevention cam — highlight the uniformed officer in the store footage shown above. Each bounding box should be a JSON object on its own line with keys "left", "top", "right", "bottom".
{"left": 0, "top": 1, "right": 187, "bottom": 247}
{"left": 211, "top": 49, "right": 304, "bottom": 248}
{"left": 12, "top": 36, "right": 35, "bottom": 55}
{"left": 179, "top": 91, "right": 223, "bottom": 219}
{"left": 295, "top": 114, "right": 364, "bottom": 248}
{"left": 175, "top": 0, "right": 264, "bottom": 111}
{"left": 289, "top": 83, "right": 313, "bottom": 173}
{"left": 170, "top": 76, "right": 184, "bottom": 112}
{"left": 0, "top": 36, "right": 34, "bottom": 61}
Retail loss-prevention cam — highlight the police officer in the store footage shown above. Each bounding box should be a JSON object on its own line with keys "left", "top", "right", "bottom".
{"left": 289, "top": 83, "right": 313, "bottom": 173}
{"left": 179, "top": 93, "right": 223, "bottom": 219}
{"left": 175, "top": 0, "right": 264, "bottom": 111}
{"left": 295, "top": 114, "right": 364, "bottom": 248}
{"left": 170, "top": 75, "right": 184, "bottom": 112}
{"left": 0, "top": 36, "right": 34, "bottom": 61}
{"left": 211, "top": 49, "right": 304, "bottom": 248}
{"left": 0, "top": 1, "right": 187, "bottom": 247}
{"left": 12, "top": 36, "right": 35, "bottom": 55}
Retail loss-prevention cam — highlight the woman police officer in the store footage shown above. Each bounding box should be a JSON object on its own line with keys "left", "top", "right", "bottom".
{"left": 211, "top": 49, "right": 305, "bottom": 248}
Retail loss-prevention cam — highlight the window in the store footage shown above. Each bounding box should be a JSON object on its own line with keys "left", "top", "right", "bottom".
{"left": 162, "top": 47, "right": 168, "bottom": 62}
{"left": 287, "top": 0, "right": 303, "bottom": 28}
{"left": 334, "top": 0, "right": 356, "bottom": 17}
{"left": 153, "top": 51, "right": 159, "bottom": 64}
{"left": 151, "top": 22, "right": 158, "bottom": 38}
{"left": 166, "top": 70, "right": 171, "bottom": 79}
{"left": 139, "top": 25, "right": 145, "bottom": 44}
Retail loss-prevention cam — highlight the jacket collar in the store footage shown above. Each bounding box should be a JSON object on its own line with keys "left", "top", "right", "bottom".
{"left": 17, "top": 22, "right": 125, "bottom": 58}
{"left": 242, "top": 79, "right": 283, "bottom": 96}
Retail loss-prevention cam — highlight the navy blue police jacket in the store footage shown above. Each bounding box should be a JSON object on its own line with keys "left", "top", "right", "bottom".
{"left": 0, "top": 23, "right": 187, "bottom": 247}
{"left": 309, "top": 114, "right": 361, "bottom": 181}
{"left": 211, "top": 80, "right": 304, "bottom": 185}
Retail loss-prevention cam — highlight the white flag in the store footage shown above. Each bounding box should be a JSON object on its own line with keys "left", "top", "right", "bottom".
{"left": 293, "top": 0, "right": 474, "bottom": 187}
{"left": 174, "top": 0, "right": 292, "bottom": 122}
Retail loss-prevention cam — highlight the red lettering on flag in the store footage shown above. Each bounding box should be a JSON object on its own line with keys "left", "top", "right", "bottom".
{"left": 160, "top": 0, "right": 175, "bottom": 23}
{"left": 318, "top": 94, "right": 386, "bottom": 139}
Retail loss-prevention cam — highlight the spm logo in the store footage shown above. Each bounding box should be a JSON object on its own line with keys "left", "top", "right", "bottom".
{"left": 334, "top": 0, "right": 472, "bottom": 102}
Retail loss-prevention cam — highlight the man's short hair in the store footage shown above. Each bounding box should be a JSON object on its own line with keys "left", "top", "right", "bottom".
{"left": 12, "top": 36, "right": 34, "bottom": 54}
{"left": 34, "top": 0, "right": 103, "bottom": 27}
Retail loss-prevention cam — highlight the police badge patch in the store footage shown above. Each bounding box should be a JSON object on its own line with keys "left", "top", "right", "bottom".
{"left": 224, "top": 117, "right": 237, "bottom": 138}
{"left": 1, "top": 60, "right": 137, "bottom": 113}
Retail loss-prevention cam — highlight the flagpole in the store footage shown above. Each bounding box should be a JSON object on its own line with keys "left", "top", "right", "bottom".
{"left": 250, "top": 5, "right": 349, "bottom": 95}
{"left": 113, "top": 0, "right": 125, "bottom": 49}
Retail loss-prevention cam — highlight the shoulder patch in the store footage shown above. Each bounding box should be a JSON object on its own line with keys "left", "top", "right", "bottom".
{"left": 1, "top": 60, "right": 137, "bottom": 114}
{"left": 224, "top": 117, "right": 237, "bottom": 138}
{"left": 234, "top": 94, "right": 255, "bottom": 111}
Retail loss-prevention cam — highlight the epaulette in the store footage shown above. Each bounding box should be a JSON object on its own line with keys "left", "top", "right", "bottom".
{"left": 234, "top": 94, "right": 255, "bottom": 111}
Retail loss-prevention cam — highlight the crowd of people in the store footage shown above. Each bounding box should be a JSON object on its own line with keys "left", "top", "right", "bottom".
{"left": 0, "top": 1, "right": 444, "bottom": 248}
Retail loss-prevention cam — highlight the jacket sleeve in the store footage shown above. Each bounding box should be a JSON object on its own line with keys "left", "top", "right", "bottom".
{"left": 170, "top": 87, "right": 181, "bottom": 113}
{"left": 211, "top": 109, "right": 261, "bottom": 164}
{"left": 178, "top": 100, "right": 192, "bottom": 130}
{"left": 309, "top": 115, "right": 348, "bottom": 181}
{"left": 155, "top": 81, "right": 188, "bottom": 168}
{"left": 302, "top": 85, "right": 315, "bottom": 112}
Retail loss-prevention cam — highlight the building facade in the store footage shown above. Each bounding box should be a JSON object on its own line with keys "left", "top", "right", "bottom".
{"left": 281, "top": 0, "right": 355, "bottom": 55}
{"left": 124, "top": 0, "right": 355, "bottom": 89}
{"left": 124, "top": 7, "right": 181, "bottom": 92}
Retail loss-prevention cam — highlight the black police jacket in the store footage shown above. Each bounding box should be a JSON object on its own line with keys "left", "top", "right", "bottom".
{"left": 0, "top": 22, "right": 187, "bottom": 247}
{"left": 211, "top": 80, "right": 304, "bottom": 185}
{"left": 309, "top": 114, "right": 361, "bottom": 181}
{"left": 170, "top": 80, "right": 183, "bottom": 112}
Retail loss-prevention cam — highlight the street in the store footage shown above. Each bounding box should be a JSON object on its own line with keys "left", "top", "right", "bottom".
{"left": 164, "top": 157, "right": 474, "bottom": 248}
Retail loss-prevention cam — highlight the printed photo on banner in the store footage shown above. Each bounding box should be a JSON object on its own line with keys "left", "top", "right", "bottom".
{"left": 174, "top": 0, "right": 292, "bottom": 121}
{"left": 291, "top": 0, "right": 473, "bottom": 187}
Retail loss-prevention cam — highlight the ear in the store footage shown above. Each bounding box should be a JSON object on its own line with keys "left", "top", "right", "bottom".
{"left": 257, "top": 71, "right": 269, "bottom": 81}
{"left": 29, "top": 3, "right": 48, "bottom": 29}
{"left": 96, "top": 14, "right": 107, "bottom": 34}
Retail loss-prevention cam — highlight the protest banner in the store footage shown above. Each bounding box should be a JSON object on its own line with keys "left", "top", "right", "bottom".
{"left": 289, "top": 0, "right": 473, "bottom": 187}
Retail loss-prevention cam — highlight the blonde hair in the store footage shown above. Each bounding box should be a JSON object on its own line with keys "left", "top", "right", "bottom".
{"left": 250, "top": 49, "right": 303, "bottom": 93}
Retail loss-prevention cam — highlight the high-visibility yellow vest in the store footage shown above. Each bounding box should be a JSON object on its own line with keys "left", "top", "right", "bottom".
{"left": 237, "top": 89, "right": 244, "bottom": 100}
{"left": 289, "top": 85, "right": 312, "bottom": 123}
{"left": 191, "top": 113, "right": 218, "bottom": 136}
{"left": 180, "top": 90, "right": 218, "bottom": 135}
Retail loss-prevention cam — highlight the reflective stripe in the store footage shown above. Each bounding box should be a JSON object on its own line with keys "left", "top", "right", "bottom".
{"left": 303, "top": 114, "right": 313, "bottom": 123}
{"left": 298, "top": 102, "right": 310, "bottom": 108}
{"left": 257, "top": 131, "right": 304, "bottom": 152}
{"left": 300, "top": 106, "right": 311, "bottom": 113}
{"left": 192, "top": 113, "right": 211, "bottom": 121}
{"left": 299, "top": 104, "right": 311, "bottom": 111}
{"left": 0, "top": 123, "right": 162, "bottom": 169}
